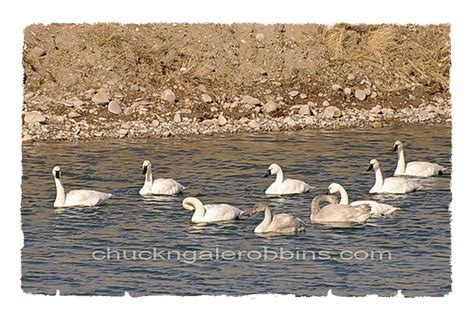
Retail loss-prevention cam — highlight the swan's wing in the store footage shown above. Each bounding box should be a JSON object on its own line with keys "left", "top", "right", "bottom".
{"left": 151, "top": 178, "right": 185, "bottom": 195}
{"left": 351, "top": 200, "right": 398, "bottom": 217}
{"left": 65, "top": 190, "right": 112, "bottom": 207}
{"left": 272, "top": 213, "right": 306, "bottom": 232}
{"left": 406, "top": 161, "right": 445, "bottom": 177}
{"left": 203, "top": 204, "right": 240, "bottom": 222}
{"left": 383, "top": 177, "right": 422, "bottom": 193}
{"left": 279, "top": 178, "right": 312, "bottom": 194}
{"left": 317, "top": 204, "right": 371, "bottom": 223}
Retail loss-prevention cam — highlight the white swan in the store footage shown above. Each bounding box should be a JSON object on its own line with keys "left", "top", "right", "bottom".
{"left": 248, "top": 202, "right": 305, "bottom": 234}
{"left": 368, "top": 159, "right": 423, "bottom": 194}
{"left": 182, "top": 197, "right": 245, "bottom": 223}
{"left": 139, "top": 160, "right": 185, "bottom": 196}
{"left": 327, "top": 183, "right": 398, "bottom": 217}
{"left": 393, "top": 140, "right": 447, "bottom": 177}
{"left": 264, "top": 163, "right": 312, "bottom": 195}
{"left": 52, "top": 166, "right": 112, "bottom": 207}
{"left": 310, "top": 195, "right": 372, "bottom": 224}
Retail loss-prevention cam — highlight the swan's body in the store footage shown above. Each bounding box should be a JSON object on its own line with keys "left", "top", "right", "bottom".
{"left": 327, "top": 183, "right": 398, "bottom": 217}
{"left": 249, "top": 202, "right": 305, "bottom": 234}
{"left": 393, "top": 140, "right": 446, "bottom": 177}
{"left": 52, "top": 166, "right": 112, "bottom": 208}
{"left": 310, "top": 195, "right": 372, "bottom": 224}
{"left": 368, "top": 159, "right": 423, "bottom": 194}
{"left": 264, "top": 163, "right": 312, "bottom": 195}
{"left": 140, "top": 160, "right": 185, "bottom": 196}
{"left": 182, "top": 197, "right": 244, "bottom": 223}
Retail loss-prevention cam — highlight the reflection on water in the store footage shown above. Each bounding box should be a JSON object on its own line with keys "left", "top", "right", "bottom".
{"left": 21, "top": 126, "right": 451, "bottom": 296}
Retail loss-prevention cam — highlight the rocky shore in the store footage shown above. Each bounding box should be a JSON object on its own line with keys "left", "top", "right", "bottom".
{"left": 22, "top": 23, "right": 451, "bottom": 142}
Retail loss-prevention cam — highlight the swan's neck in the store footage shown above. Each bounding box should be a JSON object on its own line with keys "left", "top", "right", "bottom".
{"left": 395, "top": 148, "right": 406, "bottom": 174}
{"left": 374, "top": 167, "right": 384, "bottom": 189}
{"left": 141, "top": 166, "right": 153, "bottom": 193}
{"left": 310, "top": 197, "right": 321, "bottom": 220}
{"left": 338, "top": 186, "right": 350, "bottom": 205}
{"left": 275, "top": 170, "right": 284, "bottom": 185}
{"left": 190, "top": 199, "right": 206, "bottom": 221}
{"left": 54, "top": 177, "right": 66, "bottom": 207}
{"left": 259, "top": 206, "right": 273, "bottom": 229}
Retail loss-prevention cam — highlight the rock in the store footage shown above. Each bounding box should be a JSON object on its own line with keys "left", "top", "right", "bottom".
{"left": 161, "top": 89, "right": 176, "bottom": 103}
{"left": 201, "top": 94, "right": 213, "bottom": 103}
{"left": 162, "top": 131, "right": 172, "bottom": 138}
{"left": 24, "top": 111, "right": 46, "bottom": 124}
{"left": 240, "top": 95, "right": 261, "bottom": 105}
{"left": 29, "top": 47, "right": 46, "bottom": 58}
{"left": 66, "top": 96, "right": 85, "bottom": 108}
{"left": 370, "top": 105, "right": 383, "bottom": 114}
{"left": 218, "top": 115, "right": 228, "bottom": 126}
{"left": 364, "top": 88, "right": 372, "bottom": 96}
{"left": 322, "top": 100, "right": 330, "bottom": 107}
{"left": 22, "top": 134, "right": 33, "bottom": 142}
{"left": 343, "top": 87, "right": 352, "bottom": 96}
{"left": 322, "top": 106, "right": 342, "bottom": 119}
{"left": 123, "top": 107, "right": 134, "bottom": 116}
{"left": 248, "top": 120, "right": 259, "bottom": 129}
{"left": 355, "top": 89, "right": 367, "bottom": 101}
{"left": 24, "top": 92, "right": 35, "bottom": 100}
{"left": 298, "top": 104, "right": 311, "bottom": 116}
{"left": 263, "top": 101, "right": 278, "bottom": 114}
{"left": 196, "top": 84, "right": 208, "bottom": 93}
{"left": 372, "top": 122, "right": 382, "bottom": 128}
{"left": 107, "top": 101, "right": 122, "bottom": 114}
{"left": 92, "top": 89, "right": 110, "bottom": 105}
{"left": 68, "top": 111, "right": 81, "bottom": 118}
{"left": 331, "top": 84, "right": 342, "bottom": 91}
{"left": 255, "top": 33, "right": 265, "bottom": 41}
{"left": 300, "top": 93, "right": 308, "bottom": 99}
{"left": 174, "top": 112, "right": 182, "bottom": 123}
{"left": 49, "top": 115, "right": 65, "bottom": 124}
{"left": 201, "top": 119, "right": 216, "bottom": 126}
{"left": 118, "top": 129, "right": 128, "bottom": 137}
{"left": 288, "top": 90, "right": 299, "bottom": 98}
{"left": 347, "top": 73, "right": 356, "bottom": 81}
{"left": 370, "top": 91, "right": 378, "bottom": 99}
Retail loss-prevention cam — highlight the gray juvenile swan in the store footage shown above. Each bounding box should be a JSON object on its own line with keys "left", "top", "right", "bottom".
{"left": 327, "top": 183, "right": 398, "bottom": 217}
{"left": 182, "top": 197, "right": 245, "bottom": 223}
{"left": 393, "top": 140, "right": 447, "bottom": 177}
{"left": 368, "top": 159, "right": 423, "bottom": 194}
{"left": 264, "top": 163, "right": 312, "bottom": 195}
{"left": 140, "top": 160, "right": 185, "bottom": 196}
{"left": 249, "top": 202, "right": 305, "bottom": 234}
{"left": 52, "top": 166, "right": 112, "bottom": 207}
{"left": 310, "top": 195, "right": 372, "bottom": 224}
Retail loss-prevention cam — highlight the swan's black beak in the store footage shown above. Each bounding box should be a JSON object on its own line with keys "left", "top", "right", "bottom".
{"left": 367, "top": 164, "right": 374, "bottom": 171}
{"left": 54, "top": 171, "right": 60, "bottom": 179}
{"left": 325, "top": 189, "right": 330, "bottom": 195}
{"left": 142, "top": 166, "right": 148, "bottom": 175}
{"left": 263, "top": 170, "right": 271, "bottom": 178}
{"left": 393, "top": 144, "right": 398, "bottom": 152}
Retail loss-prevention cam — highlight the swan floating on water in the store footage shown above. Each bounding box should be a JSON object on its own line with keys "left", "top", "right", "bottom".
{"left": 310, "top": 194, "right": 372, "bottom": 224}
{"left": 368, "top": 159, "right": 423, "bottom": 194}
{"left": 393, "top": 140, "right": 447, "bottom": 177}
{"left": 264, "top": 163, "right": 312, "bottom": 195}
{"left": 52, "top": 166, "right": 112, "bottom": 207}
{"left": 182, "top": 197, "right": 245, "bottom": 223}
{"left": 139, "top": 160, "right": 185, "bottom": 196}
{"left": 248, "top": 202, "right": 305, "bottom": 234}
{"left": 327, "top": 183, "right": 398, "bottom": 217}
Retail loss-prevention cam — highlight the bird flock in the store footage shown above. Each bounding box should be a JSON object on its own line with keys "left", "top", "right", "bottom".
{"left": 51, "top": 140, "right": 447, "bottom": 234}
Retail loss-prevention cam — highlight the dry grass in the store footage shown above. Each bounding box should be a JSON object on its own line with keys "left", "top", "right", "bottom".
{"left": 322, "top": 24, "right": 450, "bottom": 91}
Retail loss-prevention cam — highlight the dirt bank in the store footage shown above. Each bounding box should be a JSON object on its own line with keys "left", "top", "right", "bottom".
{"left": 22, "top": 23, "right": 451, "bottom": 142}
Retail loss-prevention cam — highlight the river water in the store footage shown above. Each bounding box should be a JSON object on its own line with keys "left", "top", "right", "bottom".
{"left": 21, "top": 125, "right": 451, "bottom": 297}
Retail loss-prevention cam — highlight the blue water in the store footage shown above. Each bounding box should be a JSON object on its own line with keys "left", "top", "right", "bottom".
{"left": 21, "top": 125, "right": 451, "bottom": 296}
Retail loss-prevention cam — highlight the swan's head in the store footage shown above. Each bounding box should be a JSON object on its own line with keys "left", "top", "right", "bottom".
{"left": 367, "top": 159, "right": 380, "bottom": 171}
{"left": 142, "top": 160, "right": 151, "bottom": 175}
{"left": 248, "top": 202, "right": 268, "bottom": 216}
{"left": 393, "top": 140, "right": 404, "bottom": 152}
{"left": 327, "top": 183, "right": 343, "bottom": 195}
{"left": 264, "top": 163, "right": 281, "bottom": 177}
{"left": 182, "top": 197, "right": 201, "bottom": 211}
{"left": 52, "top": 166, "right": 61, "bottom": 179}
